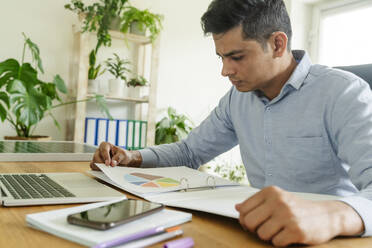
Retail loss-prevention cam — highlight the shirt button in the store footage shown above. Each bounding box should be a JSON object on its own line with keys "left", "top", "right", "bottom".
{"left": 267, "top": 107, "right": 271, "bottom": 111}
{"left": 268, "top": 173, "right": 273, "bottom": 176}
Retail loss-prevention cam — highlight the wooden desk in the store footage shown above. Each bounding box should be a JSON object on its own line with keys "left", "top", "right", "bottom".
{"left": 1, "top": 161, "right": 372, "bottom": 248}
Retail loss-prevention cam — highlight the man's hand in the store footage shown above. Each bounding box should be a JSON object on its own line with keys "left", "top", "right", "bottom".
{"left": 90, "top": 142, "right": 142, "bottom": 170}
{"left": 235, "top": 186, "right": 364, "bottom": 247}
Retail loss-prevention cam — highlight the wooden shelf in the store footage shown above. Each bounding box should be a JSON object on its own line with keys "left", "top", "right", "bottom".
{"left": 86, "top": 94, "right": 149, "bottom": 103}
{"left": 109, "top": 30, "right": 152, "bottom": 45}
{"left": 72, "top": 25, "right": 152, "bottom": 45}
{"left": 70, "top": 23, "right": 160, "bottom": 147}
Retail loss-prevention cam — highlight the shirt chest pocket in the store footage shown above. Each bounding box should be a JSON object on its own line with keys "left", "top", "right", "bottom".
{"left": 284, "top": 136, "right": 336, "bottom": 184}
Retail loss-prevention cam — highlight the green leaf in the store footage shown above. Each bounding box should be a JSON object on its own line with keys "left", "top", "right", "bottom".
{"left": 10, "top": 86, "right": 46, "bottom": 128}
{"left": 94, "top": 95, "right": 113, "bottom": 119}
{"left": 49, "top": 112, "right": 61, "bottom": 130}
{"left": 0, "top": 92, "right": 10, "bottom": 108}
{"left": 0, "top": 103, "right": 7, "bottom": 122}
{"left": 0, "top": 59, "right": 19, "bottom": 75}
{"left": 53, "top": 74, "right": 67, "bottom": 93}
{"left": 7, "top": 79, "right": 27, "bottom": 94}
{"left": 0, "top": 72, "right": 15, "bottom": 88}
{"left": 40, "top": 83, "right": 57, "bottom": 101}
{"left": 23, "top": 33, "right": 44, "bottom": 73}
{"left": 18, "top": 63, "right": 39, "bottom": 86}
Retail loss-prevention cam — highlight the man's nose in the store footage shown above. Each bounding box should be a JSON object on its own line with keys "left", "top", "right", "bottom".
{"left": 221, "top": 61, "right": 234, "bottom": 77}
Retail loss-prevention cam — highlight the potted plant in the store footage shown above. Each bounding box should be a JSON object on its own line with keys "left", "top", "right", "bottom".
{"left": 126, "top": 75, "right": 147, "bottom": 97}
{"left": 88, "top": 48, "right": 106, "bottom": 94}
{"left": 65, "top": 0, "right": 128, "bottom": 50}
{"left": 65, "top": 0, "right": 128, "bottom": 94}
{"left": 105, "top": 53, "right": 131, "bottom": 97}
{"left": 155, "top": 107, "right": 193, "bottom": 145}
{"left": 0, "top": 33, "right": 112, "bottom": 139}
{"left": 120, "top": 6, "right": 163, "bottom": 41}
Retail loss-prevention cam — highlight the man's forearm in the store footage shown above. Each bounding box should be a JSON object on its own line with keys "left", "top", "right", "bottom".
{"left": 127, "top": 150, "right": 143, "bottom": 167}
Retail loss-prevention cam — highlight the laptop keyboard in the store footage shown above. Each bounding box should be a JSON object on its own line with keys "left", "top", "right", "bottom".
{"left": 0, "top": 174, "right": 75, "bottom": 199}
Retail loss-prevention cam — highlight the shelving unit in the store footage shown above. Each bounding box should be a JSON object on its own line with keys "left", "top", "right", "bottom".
{"left": 69, "top": 26, "right": 160, "bottom": 147}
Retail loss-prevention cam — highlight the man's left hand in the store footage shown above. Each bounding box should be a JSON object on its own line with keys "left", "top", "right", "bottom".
{"left": 235, "top": 186, "right": 364, "bottom": 247}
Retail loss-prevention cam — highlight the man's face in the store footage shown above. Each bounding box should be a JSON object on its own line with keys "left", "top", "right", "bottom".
{"left": 213, "top": 25, "right": 276, "bottom": 93}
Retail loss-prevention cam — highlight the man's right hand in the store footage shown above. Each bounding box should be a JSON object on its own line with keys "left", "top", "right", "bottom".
{"left": 90, "top": 142, "right": 143, "bottom": 171}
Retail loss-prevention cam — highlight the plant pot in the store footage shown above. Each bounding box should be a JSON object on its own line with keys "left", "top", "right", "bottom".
{"left": 108, "top": 78, "right": 124, "bottom": 97}
{"left": 109, "top": 16, "right": 122, "bottom": 31}
{"left": 4, "top": 135, "right": 52, "bottom": 141}
{"left": 99, "top": 80, "right": 109, "bottom": 95}
{"left": 87, "top": 79, "right": 100, "bottom": 94}
{"left": 130, "top": 21, "right": 146, "bottom": 36}
{"left": 127, "top": 86, "right": 140, "bottom": 97}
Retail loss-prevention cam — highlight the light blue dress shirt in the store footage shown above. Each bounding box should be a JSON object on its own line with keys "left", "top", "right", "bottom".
{"left": 139, "top": 50, "right": 372, "bottom": 236}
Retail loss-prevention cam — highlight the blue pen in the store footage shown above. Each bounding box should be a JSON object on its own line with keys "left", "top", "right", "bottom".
{"left": 92, "top": 226, "right": 166, "bottom": 248}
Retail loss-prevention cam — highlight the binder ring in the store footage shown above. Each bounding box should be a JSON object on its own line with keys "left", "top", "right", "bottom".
{"left": 206, "top": 176, "right": 216, "bottom": 189}
{"left": 180, "top": 177, "right": 189, "bottom": 192}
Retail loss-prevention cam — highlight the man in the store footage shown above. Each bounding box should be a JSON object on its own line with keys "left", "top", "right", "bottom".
{"left": 91, "top": 0, "right": 372, "bottom": 246}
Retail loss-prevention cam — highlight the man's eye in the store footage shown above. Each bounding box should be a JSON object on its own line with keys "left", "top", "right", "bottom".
{"left": 231, "top": 56, "right": 244, "bottom": 61}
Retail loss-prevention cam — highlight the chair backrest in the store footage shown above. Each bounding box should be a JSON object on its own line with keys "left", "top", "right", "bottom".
{"left": 335, "top": 64, "right": 372, "bottom": 89}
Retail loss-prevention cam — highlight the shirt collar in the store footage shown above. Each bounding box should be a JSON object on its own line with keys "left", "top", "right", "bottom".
{"left": 285, "top": 50, "right": 312, "bottom": 90}
{"left": 253, "top": 50, "right": 312, "bottom": 104}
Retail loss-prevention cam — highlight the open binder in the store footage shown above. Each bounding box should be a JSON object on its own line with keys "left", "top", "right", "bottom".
{"left": 89, "top": 164, "right": 339, "bottom": 219}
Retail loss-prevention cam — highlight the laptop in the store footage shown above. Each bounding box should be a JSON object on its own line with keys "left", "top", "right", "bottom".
{"left": 0, "top": 172, "right": 123, "bottom": 206}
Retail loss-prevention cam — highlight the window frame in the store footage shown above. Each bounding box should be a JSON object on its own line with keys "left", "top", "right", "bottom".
{"left": 309, "top": 0, "right": 372, "bottom": 64}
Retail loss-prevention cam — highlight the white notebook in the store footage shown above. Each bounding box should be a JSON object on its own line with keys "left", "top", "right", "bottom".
{"left": 26, "top": 198, "right": 192, "bottom": 247}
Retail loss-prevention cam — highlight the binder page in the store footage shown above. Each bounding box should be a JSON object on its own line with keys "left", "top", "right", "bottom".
{"left": 95, "top": 164, "right": 239, "bottom": 196}
{"left": 145, "top": 186, "right": 340, "bottom": 219}
{"left": 146, "top": 186, "right": 259, "bottom": 218}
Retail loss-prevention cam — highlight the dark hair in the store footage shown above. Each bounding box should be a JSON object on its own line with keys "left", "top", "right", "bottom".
{"left": 201, "top": 0, "right": 292, "bottom": 51}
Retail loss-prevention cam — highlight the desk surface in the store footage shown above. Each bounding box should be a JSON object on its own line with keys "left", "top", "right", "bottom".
{"left": 1, "top": 161, "right": 372, "bottom": 248}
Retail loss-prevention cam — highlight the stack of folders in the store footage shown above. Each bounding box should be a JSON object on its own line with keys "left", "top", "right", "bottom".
{"left": 26, "top": 198, "right": 192, "bottom": 248}
{"left": 85, "top": 117, "right": 147, "bottom": 150}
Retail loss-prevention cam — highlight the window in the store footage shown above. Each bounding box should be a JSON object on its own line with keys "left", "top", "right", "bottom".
{"left": 313, "top": 0, "right": 372, "bottom": 66}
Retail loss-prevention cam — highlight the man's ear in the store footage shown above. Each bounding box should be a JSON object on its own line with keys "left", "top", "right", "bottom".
{"left": 269, "top": 32, "right": 288, "bottom": 58}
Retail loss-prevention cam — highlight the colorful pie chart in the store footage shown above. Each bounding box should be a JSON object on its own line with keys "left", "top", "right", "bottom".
{"left": 124, "top": 172, "right": 180, "bottom": 188}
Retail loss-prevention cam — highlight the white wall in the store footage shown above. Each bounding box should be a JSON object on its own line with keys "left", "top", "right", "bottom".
{"left": 131, "top": 0, "right": 230, "bottom": 124}
{"left": 284, "top": 0, "right": 313, "bottom": 52}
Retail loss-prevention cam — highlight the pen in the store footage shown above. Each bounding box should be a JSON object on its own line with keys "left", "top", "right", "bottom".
{"left": 92, "top": 226, "right": 180, "bottom": 248}
{"left": 122, "top": 229, "right": 184, "bottom": 248}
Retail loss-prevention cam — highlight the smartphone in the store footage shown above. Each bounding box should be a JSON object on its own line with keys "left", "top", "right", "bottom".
{"left": 67, "top": 199, "right": 164, "bottom": 230}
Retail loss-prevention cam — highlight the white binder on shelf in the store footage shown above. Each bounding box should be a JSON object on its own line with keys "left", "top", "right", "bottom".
{"left": 96, "top": 119, "right": 108, "bottom": 145}
{"left": 127, "top": 120, "right": 134, "bottom": 150}
{"left": 134, "top": 121, "right": 141, "bottom": 150}
{"left": 84, "top": 118, "right": 96, "bottom": 146}
{"left": 140, "top": 121, "right": 147, "bottom": 149}
{"left": 107, "top": 119, "right": 117, "bottom": 145}
{"left": 117, "top": 120, "right": 128, "bottom": 148}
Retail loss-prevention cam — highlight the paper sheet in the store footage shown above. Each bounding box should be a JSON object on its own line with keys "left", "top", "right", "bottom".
{"left": 95, "top": 163, "right": 239, "bottom": 195}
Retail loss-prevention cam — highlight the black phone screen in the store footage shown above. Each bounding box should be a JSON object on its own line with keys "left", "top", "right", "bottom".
{"left": 67, "top": 199, "right": 164, "bottom": 230}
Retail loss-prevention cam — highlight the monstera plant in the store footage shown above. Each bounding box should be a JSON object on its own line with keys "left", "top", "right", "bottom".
{"left": 0, "top": 33, "right": 111, "bottom": 138}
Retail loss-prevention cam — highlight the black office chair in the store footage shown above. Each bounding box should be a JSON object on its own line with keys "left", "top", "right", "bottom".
{"left": 335, "top": 64, "right": 372, "bottom": 89}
